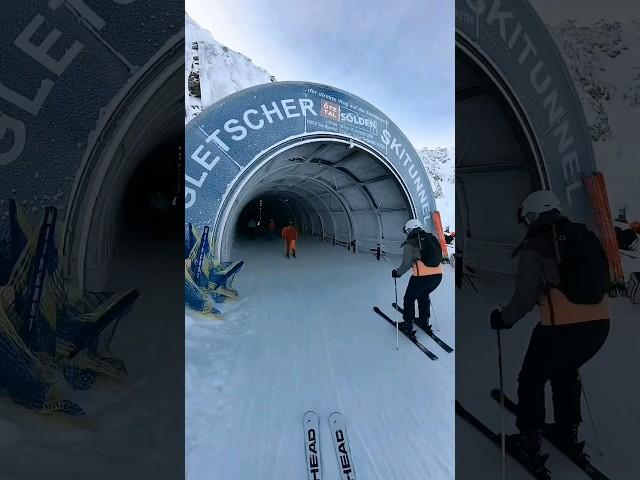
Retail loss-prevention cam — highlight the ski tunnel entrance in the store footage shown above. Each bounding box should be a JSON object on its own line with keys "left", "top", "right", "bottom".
{"left": 185, "top": 81, "right": 439, "bottom": 269}
{"left": 455, "top": 0, "right": 598, "bottom": 283}
{"left": 226, "top": 140, "right": 414, "bottom": 258}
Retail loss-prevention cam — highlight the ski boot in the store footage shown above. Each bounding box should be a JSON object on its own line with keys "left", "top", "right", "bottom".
{"left": 505, "top": 430, "right": 550, "bottom": 478}
{"left": 398, "top": 322, "right": 417, "bottom": 341}
{"left": 415, "top": 318, "right": 433, "bottom": 335}
{"left": 545, "top": 423, "right": 590, "bottom": 467}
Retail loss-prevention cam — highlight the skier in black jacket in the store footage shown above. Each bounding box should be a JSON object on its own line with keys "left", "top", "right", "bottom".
{"left": 392, "top": 219, "right": 443, "bottom": 340}
{"left": 490, "top": 190, "right": 610, "bottom": 465}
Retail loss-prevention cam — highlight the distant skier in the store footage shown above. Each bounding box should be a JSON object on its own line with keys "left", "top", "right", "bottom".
{"left": 281, "top": 220, "right": 299, "bottom": 258}
{"left": 489, "top": 190, "right": 610, "bottom": 465}
{"left": 247, "top": 218, "right": 257, "bottom": 240}
{"left": 268, "top": 218, "right": 277, "bottom": 241}
{"left": 392, "top": 219, "right": 443, "bottom": 340}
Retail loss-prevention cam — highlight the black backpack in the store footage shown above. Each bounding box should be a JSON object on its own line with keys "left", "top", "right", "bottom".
{"left": 551, "top": 221, "right": 609, "bottom": 304}
{"left": 417, "top": 231, "right": 443, "bottom": 267}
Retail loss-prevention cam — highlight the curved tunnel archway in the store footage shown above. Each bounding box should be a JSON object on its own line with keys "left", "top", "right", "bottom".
{"left": 222, "top": 139, "right": 415, "bottom": 259}
{"left": 455, "top": 0, "right": 598, "bottom": 281}
{"left": 185, "top": 82, "right": 439, "bottom": 262}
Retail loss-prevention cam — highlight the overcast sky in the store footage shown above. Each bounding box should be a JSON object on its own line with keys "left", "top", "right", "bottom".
{"left": 186, "top": 0, "right": 454, "bottom": 149}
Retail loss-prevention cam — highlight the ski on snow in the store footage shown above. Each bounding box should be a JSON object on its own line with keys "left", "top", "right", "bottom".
{"left": 303, "top": 411, "right": 323, "bottom": 480}
{"left": 455, "top": 401, "right": 551, "bottom": 479}
{"left": 329, "top": 412, "right": 356, "bottom": 480}
{"left": 373, "top": 307, "right": 438, "bottom": 360}
{"left": 392, "top": 302, "right": 453, "bottom": 353}
{"left": 490, "top": 389, "right": 610, "bottom": 480}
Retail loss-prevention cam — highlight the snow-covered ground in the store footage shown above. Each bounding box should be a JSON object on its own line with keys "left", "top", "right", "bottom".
{"left": 186, "top": 236, "right": 455, "bottom": 479}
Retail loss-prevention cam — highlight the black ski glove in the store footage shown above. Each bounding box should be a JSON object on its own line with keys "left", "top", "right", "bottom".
{"left": 489, "top": 308, "right": 512, "bottom": 330}
{"left": 392, "top": 269, "right": 400, "bottom": 278}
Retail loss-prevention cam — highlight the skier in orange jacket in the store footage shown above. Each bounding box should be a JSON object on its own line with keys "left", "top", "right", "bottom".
{"left": 281, "top": 220, "right": 299, "bottom": 258}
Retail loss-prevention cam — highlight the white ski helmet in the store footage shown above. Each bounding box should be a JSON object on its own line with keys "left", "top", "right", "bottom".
{"left": 519, "top": 190, "right": 563, "bottom": 223}
{"left": 403, "top": 218, "right": 423, "bottom": 234}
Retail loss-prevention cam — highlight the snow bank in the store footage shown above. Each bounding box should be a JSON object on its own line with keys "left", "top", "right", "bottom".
{"left": 419, "top": 146, "right": 456, "bottom": 231}
{"left": 185, "top": 13, "right": 274, "bottom": 122}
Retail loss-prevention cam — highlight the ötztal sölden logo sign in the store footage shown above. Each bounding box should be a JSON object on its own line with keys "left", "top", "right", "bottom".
{"left": 320, "top": 99, "right": 378, "bottom": 134}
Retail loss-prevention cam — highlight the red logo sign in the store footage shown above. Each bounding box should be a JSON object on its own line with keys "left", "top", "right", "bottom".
{"left": 321, "top": 100, "right": 340, "bottom": 121}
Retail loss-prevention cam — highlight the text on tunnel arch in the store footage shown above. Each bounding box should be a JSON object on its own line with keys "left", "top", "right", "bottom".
{"left": 185, "top": 96, "right": 433, "bottom": 224}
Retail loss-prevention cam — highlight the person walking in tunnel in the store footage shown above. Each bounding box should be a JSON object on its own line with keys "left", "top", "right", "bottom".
{"left": 281, "top": 220, "right": 299, "bottom": 258}
{"left": 392, "top": 219, "right": 443, "bottom": 340}
{"left": 268, "top": 218, "right": 277, "bottom": 241}
{"left": 247, "top": 218, "right": 257, "bottom": 240}
{"left": 489, "top": 190, "right": 610, "bottom": 467}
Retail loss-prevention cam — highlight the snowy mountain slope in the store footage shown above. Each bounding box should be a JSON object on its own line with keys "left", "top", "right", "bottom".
{"left": 185, "top": 13, "right": 274, "bottom": 123}
{"left": 549, "top": 20, "right": 640, "bottom": 220}
{"left": 419, "top": 147, "right": 456, "bottom": 231}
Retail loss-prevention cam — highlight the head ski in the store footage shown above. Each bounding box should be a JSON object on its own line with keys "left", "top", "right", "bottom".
{"left": 392, "top": 302, "right": 453, "bottom": 352}
{"left": 329, "top": 412, "right": 356, "bottom": 480}
{"left": 303, "top": 411, "right": 323, "bottom": 480}
{"left": 373, "top": 306, "right": 438, "bottom": 360}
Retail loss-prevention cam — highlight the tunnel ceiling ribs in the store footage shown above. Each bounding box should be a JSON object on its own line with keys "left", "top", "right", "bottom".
{"left": 228, "top": 141, "right": 413, "bottom": 255}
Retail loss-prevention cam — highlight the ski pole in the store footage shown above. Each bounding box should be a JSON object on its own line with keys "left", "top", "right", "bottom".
{"left": 394, "top": 277, "right": 399, "bottom": 351}
{"left": 430, "top": 302, "right": 440, "bottom": 332}
{"left": 581, "top": 376, "right": 604, "bottom": 456}
{"left": 497, "top": 329, "right": 506, "bottom": 480}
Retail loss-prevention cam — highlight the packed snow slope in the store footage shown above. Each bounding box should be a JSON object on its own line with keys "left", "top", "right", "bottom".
{"left": 186, "top": 237, "right": 455, "bottom": 480}
{"left": 549, "top": 20, "right": 640, "bottom": 221}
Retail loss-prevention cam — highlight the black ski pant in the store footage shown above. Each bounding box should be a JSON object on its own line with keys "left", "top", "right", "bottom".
{"left": 402, "top": 274, "right": 442, "bottom": 327}
{"left": 516, "top": 319, "right": 609, "bottom": 433}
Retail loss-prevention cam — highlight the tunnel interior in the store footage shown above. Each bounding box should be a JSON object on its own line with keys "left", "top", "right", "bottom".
{"left": 222, "top": 141, "right": 415, "bottom": 260}
{"left": 455, "top": 44, "right": 543, "bottom": 281}
{"left": 121, "top": 135, "right": 183, "bottom": 241}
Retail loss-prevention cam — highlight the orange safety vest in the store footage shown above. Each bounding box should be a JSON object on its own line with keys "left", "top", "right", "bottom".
{"left": 539, "top": 288, "right": 609, "bottom": 326}
{"left": 412, "top": 259, "right": 443, "bottom": 277}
